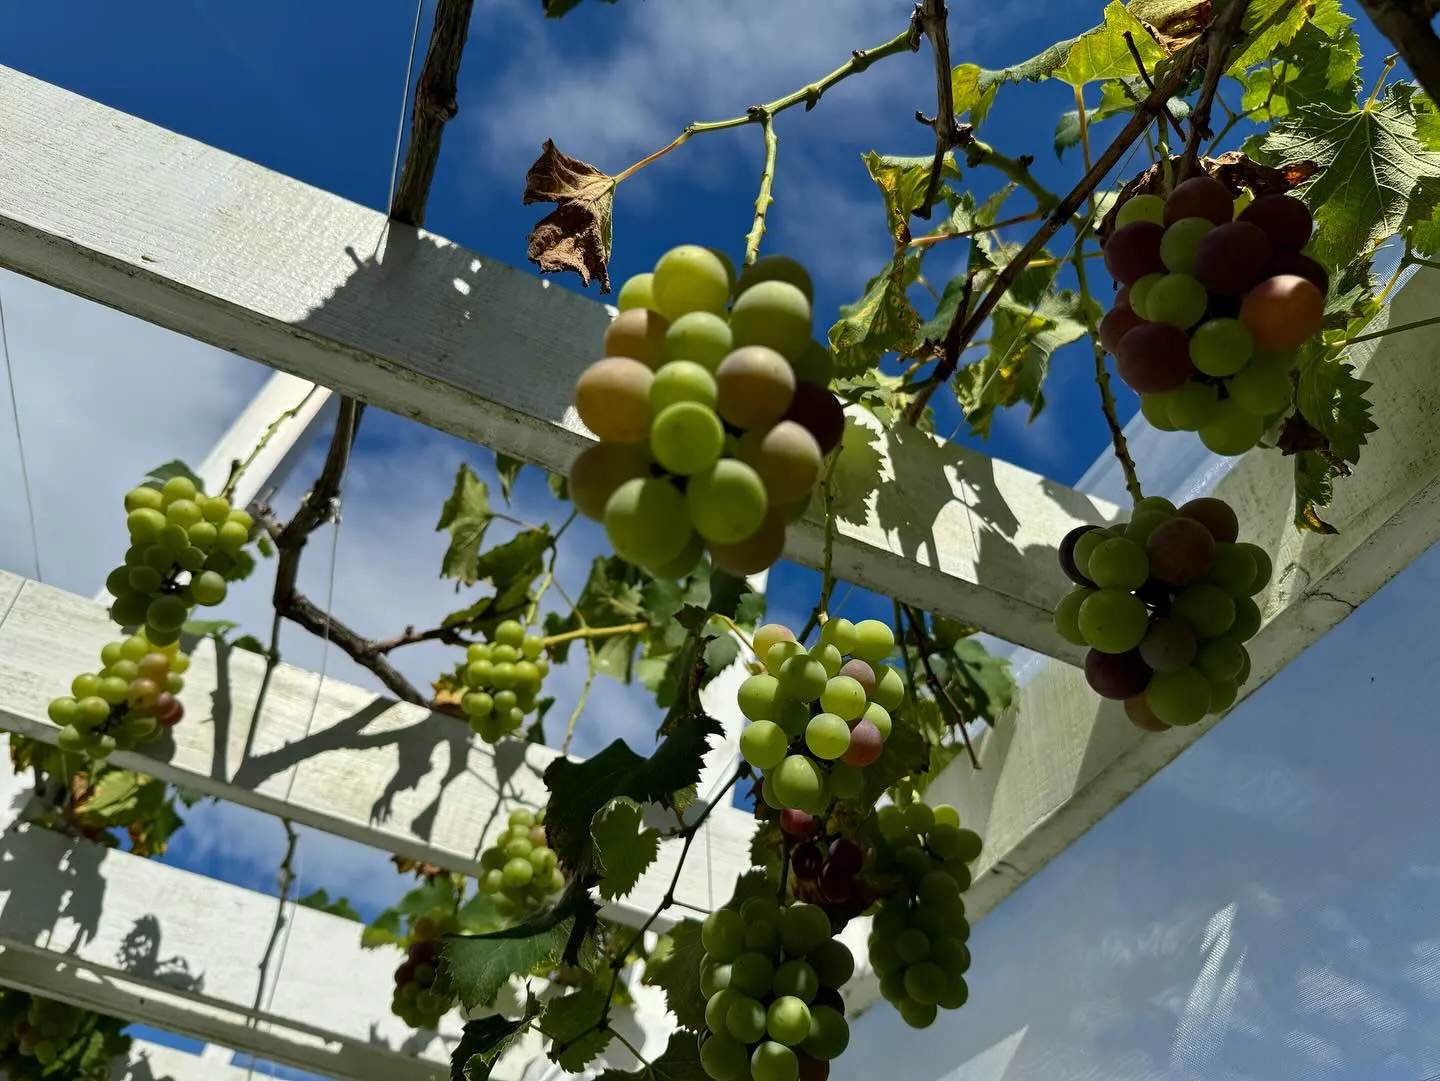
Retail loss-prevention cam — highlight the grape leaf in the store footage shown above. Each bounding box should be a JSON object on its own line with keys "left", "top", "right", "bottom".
{"left": 546, "top": 556, "right": 648, "bottom": 675}
{"left": 953, "top": 288, "right": 1094, "bottom": 437}
{"left": 435, "top": 464, "right": 493, "bottom": 585}
{"left": 594, "top": 1029, "right": 704, "bottom": 1081}
{"left": 1254, "top": 89, "right": 1440, "bottom": 274}
{"left": 1293, "top": 449, "right": 1340, "bottom": 534}
{"left": 524, "top": 140, "right": 616, "bottom": 292}
{"left": 1295, "top": 347, "right": 1377, "bottom": 465}
{"left": 734, "top": 591, "right": 766, "bottom": 628}
{"left": 1237, "top": 1, "right": 1360, "bottom": 121}
{"left": 494, "top": 453, "right": 525, "bottom": 503}
{"left": 590, "top": 797, "right": 661, "bottom": 901}
{"left": 538, "top": 989, "right": 615, "bottom": 1072}
{"left": 1053, "top": 1, "right": 1166, "bottom": 87}
{"left": 861, "top": 152, "right": 962, "bottom": 239}
{"left": 297, "top": 889, "right": 361, "bottom": 922}
{"left": 975, "top": 32, "right": 1086, "bottom": 90}
{"left": 949, "top": 63, "right": 998, "bottom": 127}
{"left": 442, "top": 890, "right": 600, "bottom": 1009}
{"left": 1227, "top": 0, "right": 1317, "bottom": 74}
{"left": 361, "top": 908, "right": 403, "bottom": 949}
{"left": 143, "top": 459, "right": 206, "bottom": 491}
{"left": 441, "top": 527, "right": 553, "bottom": 633}
{"left": 452, "top": 993, "right": 541, "bottom": 1081}
{"left": 828, "top": 252, "right": 923, "bottom": 377}
{"left": 948, "top": 637, "right": 1018, "bottom": 722}
{"left": 641, "top": 919, "right": 707, "bottom": 1031}
{"left": 543, "top": 712, "right": 722, "bottom": 874}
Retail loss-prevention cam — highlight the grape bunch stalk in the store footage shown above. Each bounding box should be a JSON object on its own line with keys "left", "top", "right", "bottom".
{"left": 568, "top": 248, "right": 846, "bottom": 578}
{"left": 698, "top": 898, "right": 855, "bottom": 1081}
{"left": 736, "top": 619, "right": 907, "bottom": 816}
{"left": 1100, "top": 175, "right": 1328, "bottom": 456}
{"left": 105, "top": 476, "right": 257, "bottom": 643}
{"left": 46, "top": 628, "right": 190, "bottom": 762}
{"left": 866, "top": 800, "right": 981, "bottom": 1029}
{"left": 477, "top": 807, "right": 566, "bottom": 920}
{"left": 391, "top": 908, "right": 461, "bottom": 1031}
{"left": 1054, "top": 495, "right": 1273, "bottom": 728}
{"left": 456, "top": 620, "right": 551, "bottom": 743}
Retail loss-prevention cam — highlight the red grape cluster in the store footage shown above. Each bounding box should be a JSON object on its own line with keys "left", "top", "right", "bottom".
{"left": 1100, "top": 176, "right": 1327, "bottom": 456}
{"left": 1054, "top": 495, "right": 1272, "bottom": 729}
{"left": 781, "top": 810, "right": 873, "bottom": 924}
{"left": 867, "top": 800, "right": 980, "bottom": 1029}
{"left": 735, "top": 620, "right": 906, "bottom": 817}
{"left": 698, "top": 898, "right": 855, "bottom": 1081}
{"left": 568, "top": 249, "right": 845, "bottom": 578}
{"left": 392, "top": 910, "right": 459, "bottom": 1031}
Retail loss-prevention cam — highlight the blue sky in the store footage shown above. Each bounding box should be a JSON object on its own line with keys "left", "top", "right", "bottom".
{"left": 0, "top": 2, "right": 1426, "bottom": 1079}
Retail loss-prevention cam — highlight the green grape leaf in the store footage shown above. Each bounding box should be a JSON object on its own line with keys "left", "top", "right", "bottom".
{"left": 297, "top": 889, "right": 362, "bottom": 922}
{"left": 362, "top": 908, "right": 404, "bottom": 949}
{"left": 442, "top": 889, "right": 600, "bottom": 1009}
{"left": 523, "top": 140, "right": 616, "bottom": 292}
{"left": 949, "top": 63, "right": 998, "bottom": 127}
{"left": 1053, "top": 1, "right": 1166, "bottom": 87}
{"left": 1293, "top": 449, "right": 1340, "bottom": 534}
{"left": 861, "top": 152, "right": 962, "bottom": 238}
{"left": 457, "top": 891, "right": 507, "bottom": 935}
{"left": 232, "top": 634, "right": 268, "bottom": 656}
{"left": 1295, "top": 347, "right": 1377, "bottom": 465}
{"left": 828, "top": 252, "right": 923, "bottom": 377}
{"left": 1254, "top": 88, "right": 1440, "bottom": 274}
{"left": 441, "top": 528, "right": 553, "bottom": 634}
{"left": 452, "top": 993, "right": 542, "bottom": 1081}
{"left": 548, "top": 469, "right": 570, "bottom": 502}
{"left": 181, "top": 618, "right": 240, "bottom": 641}
{"left": 546, "top": 557, "right": 648, "bottom": 674}
{"left": 1227, "top": 0, "right": 1317, "bottom": 74}
{"left": 590, "top": 797, "right": 661, "bottom": 902}
{"left": 953, "top": 288, "right": 1094, "bottom": 437}
{"left": 143, "top": 459, "right": 206, "bottom": 491}
{"left": 975, "top": 31, "right": 1085, "bottom": 90}
{"left": 538, "top": 989, "right": 614, "bottom": 1071}
{"left": 594, "top": 1029, "right": 705, "bottom": 1081}
{"left": 494, "top": 453, "right": 526, "bottom": 503}
{"left": 1237, "top": 1, "right": 1360, "bottom": 122}
{"left": 948, "top": 637, "right": 1018, "bottom": 723}
{"left": 543, "top": 712, "right": 721, "bottom": 874}
{"left": 435, "top": 464, "right": 493, "bottom": 585}
{"left": 734, "top": 591, "right": 767, "bottom": 628}
{"left": 863, "top": 700, "right": 935, "bottom": 804}
{"left": 834, "top": 370, "right": 927, "bottom": 431}
{"left": 641, "top": 919, "right": 708, "bottom": 1031}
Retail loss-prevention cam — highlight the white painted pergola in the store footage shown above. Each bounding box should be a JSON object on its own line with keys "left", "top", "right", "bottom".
{"left": 0, "top": 62, "right": 1437, "bottom": 1080}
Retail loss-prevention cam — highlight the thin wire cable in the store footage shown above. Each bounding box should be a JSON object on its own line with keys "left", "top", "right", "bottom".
{"left": 0, "top": 282, "right": 43, "bottom": 582}
{"left": 386, "top": 0, "right": 428, "bottom": 215}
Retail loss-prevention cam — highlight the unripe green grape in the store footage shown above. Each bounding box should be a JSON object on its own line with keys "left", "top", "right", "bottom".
{"left": 828, "top": 761, "right": 864, "bottom": 800}
{"left": 700, "top": 961, "right": 733, "bottom": 998}
{"left": 772, "top": 755, "right": 827, "bottom": 813}
{"left": 125, "top": 486, "right": 164, "bottom": 512}
{"left": 192, "top": 570, "right": 227, "bottom": 606}
{"left": 1195, "top": 636, "right": 1244, "bottom": 681}
{"left": 1053, "top": 586, "right": 1092, "bottom": 647}
{"left": 216, "top": 520, "right": 250, "bottom": 551}
{"left": 792, "top": 340, "right": 835, "bottom": 385}
{"left": 765, "top": 640, "right": 804, "bottom": 677}
{"left": 1207, "top": 542, "right": 1258, "bottom": 596}
{"left": 766, "top": 997, "right": 812, "bottom": 1046}
{"left": 1146, "top": 666, "right": 1211, "bottom": 726}
{"left": 861, "top": 701, "right": 892, "bottom": 740}
{"left": 1227, "top": 361, "right": 1293, "bottom": 416}
{"left": 1146, "top": 273, "right": 1208, "bottom": 329}
{"left": 849, "top": 619, "right": 895, "bottom": 662}
{"left": 663, "top": 310, "right": 733, "bottom": 373}
{"left": 738, "top": 674, "right": 782, "bottom": 720}
{"left": 1167, "top": 381, "right": 1221, "bottom": 431}
{"left": 1117, "top": 194, "right": 1165, "bottom": 228}
{"left": 904, "top": 962, "right": 948, "bottom": 1005}
{"left": 161, "top": 476, "right": 198, "bottom": 504}
{"left": 753, "top": 623, "right": 796, "bottom": 663}
{"left": 700, "top": 1032, "right": 748, "bottom": 1081}
{"left": 740, "top": 720, "right": 788, "bottom": 770}
{"left": 818, "top": 617, "right": 857, "bottom": 655}
{"left": 702, "top": 908, "right": 747, "bottom": 962}
{"left": 750, "top": 1041, "right": 799, "bottom": 1081}
{"left": 1139, "top": 390, "right": 1179, "bottom": 431}
{"left": 127, "top": 507, "right": 167, "bottom": 541}
{"left": 200, "top": 496, "right": 231, "bottom": 524}
{"left": 804, "top": 713, "right": 851, "bottom": 760}
{"left": 1237, "top": 541, "right": 1272, "bottom": 594}
{"left": 805, "top": 642, "right": 839, "bottom": 680}
{"left": 1128, "top": 272, "right": 1165, "bottom": 320}
{"left": 617, "top": 272, "right": 656, "bottom": 312}
{"left": 1189, "top": 317, "right": 1254, "bottom": 376}
{"left": 1071, "top": 529, "right": 1106, "bottom": 579}
{"left": 870, "top": 664, "right": 905, "bottom": 712}
{"left": 652, "top": 245, "right": 731, "bottom": 320}
{"left": 1199, "top": 400, "right": 1266, "bottom": 456}
{"left": 1159, "top": 217, "right": 1215, "bottom": 275}
{"left": 737, "top": 253, "right": 814, "bottom": 302}
{"left": 1087, "top": 536, "right": 1149, "bottom": 590}
{"left": 165, "top": 499, "right": 203, "bottom": 529}
{"left": 686, "top": 460, "right": 768, "bottom": 545}
{"left": 802, "top": 1005, "right": 850, "bottom": 1060}
{"left": 730, "top": 951, "right": 775, "bottom": 998}
{"left": 1077, "top": 589, "right": 1149, "bottom": 653}
{"left": 605, "top": 477, "right": 694, "bottom": 570}
{"left": 777, "top": 655, "right": 827, "bottom": 702}
{"left": 730, "top": 280, "right": 812, "bottom": 361}
{"left": 1170, "top": 582, "right": 1236, "bottom": 638}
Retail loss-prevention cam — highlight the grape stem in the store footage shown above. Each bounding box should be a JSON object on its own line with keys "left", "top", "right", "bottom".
{"left": 1176, "top": 0, "right": 1251, "bottom": 182}
{"left": 610, "top": 27, "right": 921, "bottom": 186}
{"left": 743, "top": 111, "right": 779, "bottom": 266}
{"left": 1337, "top": 310, "right": 1440, "bottom": 348}
{"left": 710, "top": 613, "right": 755, "bottom": 654}
{"left": 900, "top": 605, "right": 981, "bottom": 771}
{"left": 251, "top": 818, "right": 300, "bottom": 1039}
{"left": 542, "top": 622, "right": 648, "bottom": 648}
{"left": 1121, "top": 31, "right": 1185, "bottom": 142}
{"left": 1354, "top": 3, "right": 1440, "bottom": 108}
{"left": 219, "top": 390, "right": 322, "bottom": 503}
{"left": 907, "top": 209, "right": 1045, "bottom": 249}
{"left": 796, "top": 457, "right": 841, "bottom": 643}
{"left": 560, "top": 652, "right": 596, "bottom": 756}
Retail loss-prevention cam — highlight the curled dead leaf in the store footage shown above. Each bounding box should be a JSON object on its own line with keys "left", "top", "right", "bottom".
{"left": 1098, "top": 151, "right": 1321, "bottom": 242}
{"left": 1130, "top": 0, "right": 1212, "bottom": 52}
{"left": 523, "top": 139, "right": 616, "bottom": 293}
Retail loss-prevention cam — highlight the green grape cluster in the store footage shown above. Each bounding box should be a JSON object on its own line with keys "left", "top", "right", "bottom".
{"left": 46, "top": 627, "right": 190, "bottom": 762}
{"left": 457, "top": 620, "right": 550, "bottom": 743}
{"left": 392, "top": 909, "right": 459, "bottom": 1030}
{"left": 867, "top": 800, "right": 980, "bottom": 1029}
{"left": 736, "top": 619, "right": 905, "bottom": 817}
{"left": 105, "top": 477, "right": 256, "bottom": 642}
{"left": 0, "top": 995, "right": 84, "bottom": 1066}
{"left": 477, "top": 807, "right": 565, "bottom": 920}
{"left": 1100, "top": 177, "right": 1328, "bottom": 456}
{"left": 1054, "top": 495, "right": 1273, "bottom": 729}
{"left": 569, "top": 248, "right": 847, "bottom": 579}
{"left": 698, "top": 898, "right": 855, "bottom": 1081}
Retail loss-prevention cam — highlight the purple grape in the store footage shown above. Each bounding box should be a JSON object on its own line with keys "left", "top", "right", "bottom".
{"left": 827, "top": 837, "right": 863, "bottom": 877}
{"left": 781, "top": 808, "right": 818, "bottom": 838}
{"left": 1083, "top": 648, "right": 1153, "bottom": 700}
{"left": 1059, "top": 525, "right": 1099, "bottom": 587}
{"left": 792, "top": 844, "right": 823, "bottom": 882}
{"left": 820, "top": 861, "right": 854, "bottom": 903}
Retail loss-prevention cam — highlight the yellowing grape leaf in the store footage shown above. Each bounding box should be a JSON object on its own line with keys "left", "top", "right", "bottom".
{"left": 524, "top": 140, "right": 615, "bottom": 292}
{"left": 1255, "top": 89, "right": 1440, "bottom": 274}
{"left": 1053, "top": 1, "right": 1167, "bottom": 87}
{"left": 949, "top": 63, "right": 999, "bottom": 127}
{"left": 589, "top": 797, "right": 660, "bottom": 902}
{"left": 828, "top": 253, "right": 923, "bottom": 377}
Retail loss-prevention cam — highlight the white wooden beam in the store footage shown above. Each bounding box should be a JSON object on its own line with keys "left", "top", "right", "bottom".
{"left": 0, "top": 64, "right": 1117, "bottom": 664}
{"left": 0, "top": 572, "right": 755, "bottom": 930}
{"left": 840, "top": 266, "right": 1440, "bottom": 1016}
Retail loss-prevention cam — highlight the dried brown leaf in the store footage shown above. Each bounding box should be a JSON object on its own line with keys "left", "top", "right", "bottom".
{"left": 523, "top": 140, "right": 616, "bottom": 292}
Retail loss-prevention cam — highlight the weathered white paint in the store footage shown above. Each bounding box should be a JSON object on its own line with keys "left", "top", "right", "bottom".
{"left": 841, "top": 266, "right": 1440, "bottom": 1014}
{"left": 0, "top": 572, "right": 755, "bottom": 930}
{"left": 0, "top": 64, "right": 1118, "bottom": 664}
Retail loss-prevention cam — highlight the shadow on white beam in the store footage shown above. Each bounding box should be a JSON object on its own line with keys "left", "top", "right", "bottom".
{"left": 841, "top": 265, "right": 1440, "bottom": 1016}
{"left": 0, "top": 573, "right": 754, "bottom": 930}
{"left": 0, "top": 65, "right": 1118, "bottom": 663}
{"left": 121, "top": 1039, "right": 260, "bottom": 1081}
